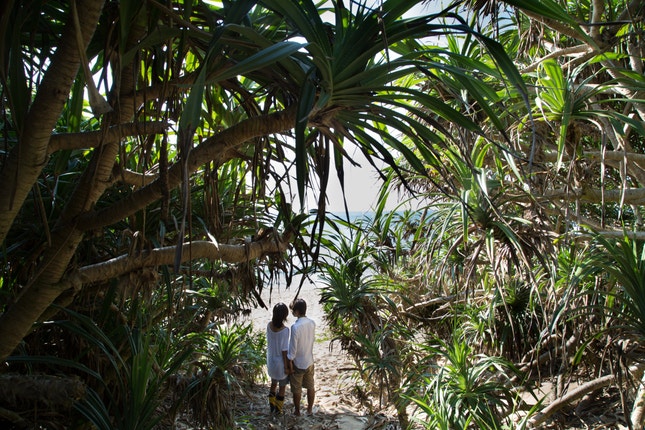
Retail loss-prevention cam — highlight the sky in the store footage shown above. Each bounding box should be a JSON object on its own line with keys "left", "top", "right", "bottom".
{"left": 315, "top": 1, "right": 436, "bottom": 213}
{"left": 316, "top": 149, "right": 399, "bottom": 213}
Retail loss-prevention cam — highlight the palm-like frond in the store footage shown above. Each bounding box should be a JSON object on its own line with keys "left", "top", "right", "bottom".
{"left": 256, "top": 0, "right": 526, "bottom": 210}
{"left": 406, "top": 334, "right": 519, "bottom": 430}
{"left": 592, "top": 234, "right": 645, "bottom": 339}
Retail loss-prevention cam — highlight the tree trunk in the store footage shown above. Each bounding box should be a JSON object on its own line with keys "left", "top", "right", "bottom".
{"left": 0, "top": 0, "right": 106, "bottom": 362}
{"left": 0, "top": 0, "right": 106, "bottom": 245}
{"left": 0, "top": 374, "right": 86, "bottom": 410}
{"left": 631, "top": 365, "right": 645, "bottom": 429}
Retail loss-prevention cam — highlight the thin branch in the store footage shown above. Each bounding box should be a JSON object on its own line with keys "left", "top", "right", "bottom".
{"left": 521, "top": 45, "right": 591, "bottom": 74}
{"left": 48, "top": 122, "right": 168, "bottom": 153}
{"left": 543, "top": 187, "right": 645, "bottom": 204}
{"left": 527, "top": 362, "right": 645, "bottom": 428}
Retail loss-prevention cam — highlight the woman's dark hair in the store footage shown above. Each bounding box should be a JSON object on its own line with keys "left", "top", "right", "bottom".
{"left": 272, "top": 302, "right": 289, "bottom": 329}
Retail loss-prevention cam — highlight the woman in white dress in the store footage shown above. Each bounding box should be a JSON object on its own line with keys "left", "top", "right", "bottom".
{"left": 266, "top": 302, "right": 290, "bottom": 414}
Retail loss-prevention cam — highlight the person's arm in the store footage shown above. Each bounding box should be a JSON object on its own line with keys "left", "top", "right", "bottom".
{"left": 281, "top": 328, "right": 290, "bottom": 374}
{"left": 288, "top": 324, "right": 298, "bottom": 370}
{"left": 265, "top": 323, "right": 271, "bottom": 362}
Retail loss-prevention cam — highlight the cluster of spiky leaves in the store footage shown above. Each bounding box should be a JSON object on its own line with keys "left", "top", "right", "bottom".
{"left": 316, "top": 0, "right": 645, "bottom": 428}
{"left": 3, "top": 0, "right": 645, "bottom": 427}
{"left": 1, "top": 0, "right": 510, "bottom": 427}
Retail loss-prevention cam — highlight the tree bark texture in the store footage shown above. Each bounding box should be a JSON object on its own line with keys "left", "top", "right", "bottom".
{"left": 0, "top": 0, "right": 106, "bottom": 245}
{"left": 73, "top": 235, "right": 292, "bottom": 288}
{"left": 0, "top": 374, "right": 86, "bottom": 410}
{"left": 0, "top": 0, "right": 107, "bottom": 363}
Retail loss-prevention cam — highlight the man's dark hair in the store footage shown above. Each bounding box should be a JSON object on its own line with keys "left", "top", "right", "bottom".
{"left": 291, "top": 298, "right": 307, "bottom": 316}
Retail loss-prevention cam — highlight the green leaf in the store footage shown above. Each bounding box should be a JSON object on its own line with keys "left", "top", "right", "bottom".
{"left": 221, "top": 0, "right": 255, "bottom": 24}
{"left": 6, "top": 354, "right": 103, "bottom": 380}
{"left": 179, "top": 65, "right": 206, "bottom": 136}
{"left": 295, "top": 69, "right": 318, "bottom": 208}
{"left": 478, "top": 34, "right": 529, "bottom": 107}
{"left": 259, "top": 0, "right": 332, "bottom": 55}
{"left": 209, "top": 41, "right": 307, "bottom": 82}
{"left": 501, "top": 0, "right": 583, "bottom": 27}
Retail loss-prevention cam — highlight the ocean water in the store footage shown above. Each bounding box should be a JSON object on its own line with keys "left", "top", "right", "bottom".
{"left": 251, "top": 208, "right": 414, "bottom": 326}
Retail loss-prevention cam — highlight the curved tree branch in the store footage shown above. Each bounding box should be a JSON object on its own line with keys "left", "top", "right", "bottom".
{"left": 72, "top": 231, "right": 293, "bottom": 287}
{"left": 527, "top": 362, "right": 645, "bottom": 428}
{"left": 112, "top": 166, "right": 158, "bottom": 187}
{"left": 541, "top": 149, "right": 645, "bottom": 186}
{"left": 48, "top": 121, "right": 168, "bottom": 153}
{"left": 0, "top": 0, "right": 106, "bottom": 245}
{"left": 76, "top": 105, "right": 298, "bottom": 231}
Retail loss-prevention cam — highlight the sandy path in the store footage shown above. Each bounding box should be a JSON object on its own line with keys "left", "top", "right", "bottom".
{"left": 231, "top": 278, "right": 626, "bottom": 430}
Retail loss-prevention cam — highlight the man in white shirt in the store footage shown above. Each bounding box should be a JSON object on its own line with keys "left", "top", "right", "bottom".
{"left": 287, "top": 298, "right": 316, "bottom": 416}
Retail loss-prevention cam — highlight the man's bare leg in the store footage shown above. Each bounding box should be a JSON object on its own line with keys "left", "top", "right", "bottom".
{"left": 306, "top": 389, "right": 315, "bottom": 415}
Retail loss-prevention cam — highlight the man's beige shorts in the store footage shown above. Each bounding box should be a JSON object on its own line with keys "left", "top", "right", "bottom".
{"left": 290, "top": 364, "right": 315, "bottom": 396}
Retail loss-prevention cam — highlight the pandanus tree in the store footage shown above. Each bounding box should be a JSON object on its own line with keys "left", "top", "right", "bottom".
{"left": 0, "top": 0, "right": 529, "bottom": 427}
{"left": 0, "top": 0, "right": 410, "bottom": 362}
{"left": 392, "top": 0, "right": 645, "bottom": 334}
{"left": 369, "top": 0, "right": 645, "bottom": 427}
